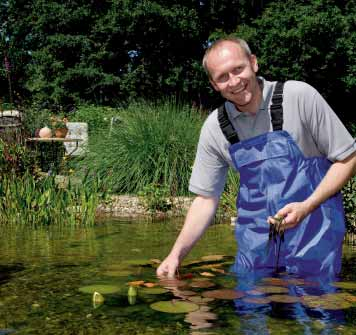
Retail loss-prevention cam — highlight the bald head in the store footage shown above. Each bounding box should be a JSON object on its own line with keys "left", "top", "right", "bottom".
{"left": 202, "top": 38, "right": 252, "bottom": 78}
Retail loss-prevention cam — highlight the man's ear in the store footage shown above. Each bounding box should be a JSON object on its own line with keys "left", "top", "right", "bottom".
{"left": 250, "top": 54, "right": 258, "bottom": 73}
{"left": 209, "top": 78, "right": 219, "bottom": 92}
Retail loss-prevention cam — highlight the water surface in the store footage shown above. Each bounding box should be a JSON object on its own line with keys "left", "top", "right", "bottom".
{"left": 0, "top": 219, "right": 355, "bottom": 334}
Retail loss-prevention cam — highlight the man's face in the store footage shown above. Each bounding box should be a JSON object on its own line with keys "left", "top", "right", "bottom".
{"left": 206, "top": 42, "right": 259, "bottom": 112}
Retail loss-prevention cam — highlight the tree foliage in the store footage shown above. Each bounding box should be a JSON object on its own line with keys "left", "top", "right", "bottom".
{"left": 0, "top": 0, "right": 355, "bottom": 121}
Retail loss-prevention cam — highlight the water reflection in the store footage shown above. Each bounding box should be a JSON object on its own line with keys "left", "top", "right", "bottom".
{"left": 0, "top": 220, "right": 354, "bottom": 335}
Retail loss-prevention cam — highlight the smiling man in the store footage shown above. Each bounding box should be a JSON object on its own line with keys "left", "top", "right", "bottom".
{"left": 157, "top": 37, "right": 356, "bottom": 278}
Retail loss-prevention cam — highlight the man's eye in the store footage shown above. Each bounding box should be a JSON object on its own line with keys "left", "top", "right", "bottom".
{"left": 216, "top": 74, "right": 228, "bottom": 83}
{"left": 232, "top": 67, "right": 242, "bottom": 74}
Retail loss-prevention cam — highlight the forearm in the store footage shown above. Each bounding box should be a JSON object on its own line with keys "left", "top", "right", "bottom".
{"left": 304, "top": 152, "right": 356, "bottom": 212}
{"left": 167, "top": 195, "right": 219, "bottom": 262}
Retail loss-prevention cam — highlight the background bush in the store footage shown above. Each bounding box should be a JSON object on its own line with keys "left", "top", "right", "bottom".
{"left": 75, "top": 100, "right": 203, "bottom": 196}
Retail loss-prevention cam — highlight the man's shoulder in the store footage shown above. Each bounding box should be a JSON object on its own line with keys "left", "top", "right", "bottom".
{"left": 284, "top": 80, "right": 318, "bottom": 98}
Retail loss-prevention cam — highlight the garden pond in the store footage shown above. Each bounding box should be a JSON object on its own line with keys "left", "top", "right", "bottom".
{"left": 0, "top": 219, "right": 355, "bottom": 335}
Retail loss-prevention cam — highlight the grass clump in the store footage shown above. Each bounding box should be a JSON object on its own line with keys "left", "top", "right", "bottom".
{"left": 77, "top": 100, "right": 203, "bottom": 196}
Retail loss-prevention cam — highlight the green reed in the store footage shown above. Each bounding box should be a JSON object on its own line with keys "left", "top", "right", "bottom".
{"left": 0, "top": 172, "right": 103, "bottom": 226}
{"left": 75, "top": 99, "right": 203, "bottom": 196}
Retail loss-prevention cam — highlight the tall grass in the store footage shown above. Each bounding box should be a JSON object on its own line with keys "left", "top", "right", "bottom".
{"left": 77, "top": 100, "right": 204, "bottom": 195}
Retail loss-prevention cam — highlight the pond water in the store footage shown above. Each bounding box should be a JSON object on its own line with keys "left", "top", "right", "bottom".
{"left": 0, "top": 219, "right": 355, "bottom": 335}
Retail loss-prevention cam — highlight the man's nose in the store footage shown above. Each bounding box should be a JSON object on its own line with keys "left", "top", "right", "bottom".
{"left": 228, "top": 73, "right": 240, "bottom": 87}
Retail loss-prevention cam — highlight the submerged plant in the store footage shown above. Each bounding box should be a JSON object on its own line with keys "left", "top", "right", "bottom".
{"left": 267, "top": 216, "right": 285, "bottom": 271}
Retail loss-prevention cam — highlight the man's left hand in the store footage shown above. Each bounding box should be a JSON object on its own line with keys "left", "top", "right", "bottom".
{"left": 267, "top": 201, "right": 312, "bottom": 230}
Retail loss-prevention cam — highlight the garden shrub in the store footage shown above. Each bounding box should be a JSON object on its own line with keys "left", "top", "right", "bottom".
{"left": 76, "top": 100, "right": 203, "bottom": 196}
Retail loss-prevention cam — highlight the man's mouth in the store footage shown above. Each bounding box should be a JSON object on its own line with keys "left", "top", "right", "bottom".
{"left": 231, "top": 83, "right": 247, "bottom": 95}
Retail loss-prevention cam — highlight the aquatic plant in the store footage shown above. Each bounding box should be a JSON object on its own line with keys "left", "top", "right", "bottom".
{"left": 0, "top": 172, "right": 102, "bottom": 226}
{"left": 267, "top": 216, "right": 285, "bottom": 271}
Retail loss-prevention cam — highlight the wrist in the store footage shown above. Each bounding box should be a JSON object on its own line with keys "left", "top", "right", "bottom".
{"left": 303, "top": 197, "right": 318, "bottom": 213}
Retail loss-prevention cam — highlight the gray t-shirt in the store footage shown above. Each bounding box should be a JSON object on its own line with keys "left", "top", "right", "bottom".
{"left": 189, "top": 78, "right": 356, "bottom": 197}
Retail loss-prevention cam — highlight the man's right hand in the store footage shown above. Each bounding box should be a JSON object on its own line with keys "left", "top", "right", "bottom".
{"left": 156, "top": 255, "right": 180, "bottom": 278}
{"left": 155, "top": 195, "right": 219, "bottom": 279}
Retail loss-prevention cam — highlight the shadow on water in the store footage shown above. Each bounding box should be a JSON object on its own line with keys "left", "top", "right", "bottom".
{"left": 0, "top": 219, "right": 354, "bottom": 334}
{"left": 0, "top": 264, "right": 24, "bottom": 285}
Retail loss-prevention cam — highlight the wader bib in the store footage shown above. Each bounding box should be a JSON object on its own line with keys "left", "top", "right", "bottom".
{"left": 218, "top": 82, "right": 345, "bottom": 277}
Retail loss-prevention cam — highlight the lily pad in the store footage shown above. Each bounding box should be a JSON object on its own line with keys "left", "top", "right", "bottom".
{"left": 301, "top": 294, "right": 353, "bottom": 310}
{"left": 285, "top": 278, "right": 306, "bottom": 286}
{"left": 255, "top": 286, "right": 289, "bottom": 294}
{"left": 103, "top": 270, "right": 133, "bottom": 277}
{"left": 201, "top": 255, "right": 226, "bottom": 262}
{"left": 202, "top": 289, "right": 245, "bottom": 300}
{"left": 140, "top": 287, "right": 169, "bottom": 295}
{"left": 79, "top": 284, "right": 121, "bottom": 294}
{"left": 173, "top": 290, "right": 197, "bottom": 298}
{"left": 190, "top": 280, "right": 216, "bottom": 289}
{"left": 194, "top": 263, "right": 223, "bottom": 270}
{"left": 158, "top": 278, "right": 187, "bottom": 288}
{"left": 268, "top": 294, "right": 300, "bottom": 303}
{"left": 332, "top": 281, "right": 356, "bottom": 290}
{"left": 184, "top": 309, "right": 218, "bottom": 326}
{"left": 261, "top": 277, "right": 289, "bottom": 286}
{"left": 188, "top": 296, "right": 215, "bottom": 304}
{"left": 199, "top": 272, "right": 215, "bottom": 277}
{"left": 123, "top": 259, "right": 152, "bottom": 266}
{"left": 242, "top": 297, "right": 271, "bottom": 304}
{"left": 150, "top": 300, "right": 199, "bottom": 313}
{"left": 246, "top": 289, "right": 265, "bottom": 296}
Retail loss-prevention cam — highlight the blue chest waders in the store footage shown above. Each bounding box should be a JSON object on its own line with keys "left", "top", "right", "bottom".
{"left": 219, "top": 82, "right": 345, "bottom": 278}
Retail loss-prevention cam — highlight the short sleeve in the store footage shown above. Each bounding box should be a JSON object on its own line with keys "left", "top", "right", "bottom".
{"left": 305, "top": 87, "right": 356, "bottom": 161}
{"left": 189, "top": 112, "right": 230, "bottom": 197}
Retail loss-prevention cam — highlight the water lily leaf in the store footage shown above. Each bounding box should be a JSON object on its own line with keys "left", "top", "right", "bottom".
{"left": 201, "top": 255, "right": 226, "bottom": 262}
{"left": 246, "top": 289, "right": 265, "bottom": 296}
{"left": 202, "top": 289, "right": 245, "bottom": 300}
{"left": 200, "top": 272, "right": 215, "bottom": 277}
{"left": 268, "top": 294, "right": 300, "bottom": 303}
{"left": 184, "top": 310, "right": 218, "bottom": 325}
{"left": 285, "top": 278, "right": 306, "bottom": 286}
{"left": 210, "top": 268, "right": 226, "bottom": 274}
{"left": 140, "top": 287, "right": 169, "bottom": 295}
{"left": 158, "top": 278, "right": 187, "bottom": 288}
{"left": 150, "top": 259, "right": 162, "bottom": 264}
{"left": 255, "top": 286, "right": 289, "bottom": 294}
{"left": 123, "top": 259, "right": 152, "bottom": 266}
{"left": 188, "top": 296, "right": 215, "bottom": 304}
{"left": 301, "top": 294, "right": 353, "bottom": 310}
{"left": 173, "top": 289, "right": 197, "bottom": 298}
{"left": 150, "top": 300, "right": 199, "bottom": 313}
{"left": 190, "top": 280, "right": 216, "bottom": 289}
{"left": 103, "top": 270, "right": 133, "bottom": 277}
{"left": 332, "top": 281, "right": 356, "bottom": 290}
{"left": 79, "top": 284, "right": 121, "bottom": 294}
{"left": 343, "top": 294, "right": 356, "bottom": 303}
{"left": 127, "top": 280, "right": 145, "bottom": 287}
{"left": 194, "top": 263, "right": 223, "bottom": 270}
{"left": 242, "top": 297, "right": 271, "bottom": 304}
{"left": 261, "top": 277, "right": 289, "bottom": 286}
{"left": 300, "top": 295, "right": 322, "bottom": 308}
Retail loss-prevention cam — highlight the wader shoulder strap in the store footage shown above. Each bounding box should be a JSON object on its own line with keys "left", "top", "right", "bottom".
{"left": 270, "top": 81, "right": 284, "bottom": 131}
{"left": 218, "top": 104, "right": 240, "bottom": 145}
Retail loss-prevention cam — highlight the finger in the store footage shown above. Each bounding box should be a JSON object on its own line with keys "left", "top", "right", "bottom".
{"left": 156, "top": 264, "right": 168, "bottom": 277}
{"left": 167, "top": 267, "right": 177, "bottom": 279}
{"left": 267, "top": 216, "right": 276, "bottom": 225}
